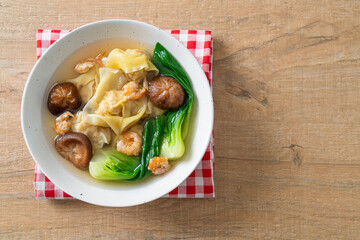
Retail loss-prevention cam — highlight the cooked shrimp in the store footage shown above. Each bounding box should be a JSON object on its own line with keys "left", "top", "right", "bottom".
{"left": 55, "top": 111, "right": 74, "bottom": 134}
{"left": 148, "top": 157, "right": 170, "bottom": 175}
{"left": 75, "top": 52, "right": 105, "bottom": 73}
{"left": 122, "top": 80, "right": 148, "bottom": 100}
{"left": 116, "top": 131, "right": 142, "bottom": 156}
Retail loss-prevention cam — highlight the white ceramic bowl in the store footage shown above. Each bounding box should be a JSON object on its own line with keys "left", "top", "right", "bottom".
{"left": 21, "top": 19, "right": 213, "bottom": 207}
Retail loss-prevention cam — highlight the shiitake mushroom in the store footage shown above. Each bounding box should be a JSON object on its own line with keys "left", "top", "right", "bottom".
{"left": 48, "top": 82, "right": 81, "bottom": 115}
{"left": 55, "top": 132, "right": 93, "bottom": 169}
{"left": 148, "top": 76, "right": 185, "bottom": 110}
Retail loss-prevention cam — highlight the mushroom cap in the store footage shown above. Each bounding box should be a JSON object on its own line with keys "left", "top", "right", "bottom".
{"left": 148, "top": 76, "right": 185, "bottom": 110}
{"left": 55, "top": 132, "right": 93, "bottom": 169}
{"left": 48, "top": 82, "right": 82, "bottom": 116}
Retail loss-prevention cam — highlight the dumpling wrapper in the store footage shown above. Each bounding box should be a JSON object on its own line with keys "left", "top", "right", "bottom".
{"left": 145, "top": 101, "right": 166, "bottom": 118}
{"left": 83, "top": 104, "right": 147, "bottom": 135}
{"left": 68, "top": 67, "right": 99, "bottom": 104}
{"left": 71, "top": 111, "right": 112, "bottom": 150}
{"left": 96, "top": 90, "right": 126, "bottom": 116}
{"left": 106, "top": 49, "right": 158, "bottom": 74}
{"left": 83, "top": 68, "right": 126, "bottom": 114}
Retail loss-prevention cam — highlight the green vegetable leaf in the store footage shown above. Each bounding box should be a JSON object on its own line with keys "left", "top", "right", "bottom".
{"left": 152, "top": 43, "right": 194, "bottom": 160}
{"left": 89, "top": 148, "right": 141, "bottom": 180}
{"left": 134, "top": 115, "right": 165, "bottom": 180}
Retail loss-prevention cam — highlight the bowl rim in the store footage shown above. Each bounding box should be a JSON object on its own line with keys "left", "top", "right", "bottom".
{"left": 21, "top": 19, "right": 214, "bottom": 207}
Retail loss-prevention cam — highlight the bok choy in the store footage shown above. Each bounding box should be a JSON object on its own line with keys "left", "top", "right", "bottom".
{"left": 89, "top": 148, "right": 141, "bottom": 180}
{"left": 152, "top": 42, "right": 194, "bottom": 160}
{"left": 132, "top": 115, "right": 165, "bottom": 180}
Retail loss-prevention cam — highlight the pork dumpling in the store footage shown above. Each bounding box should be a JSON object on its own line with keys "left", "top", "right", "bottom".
{"left": 71, "top": 111, "right": 112, "bottom": 150}
{"left": 145, "top": 101, "right": 166, "bottom": 118}
{"left": 127, "top": 69, "right": 146, "bottom": 82}
{"left": 83, "top": 68, "right": 126, "bottom": 114}
{"left": 68, "top": 67, "right": 99, "bottom": 104}
{"left": 96, "top": 90, "right": 126, "bottom": 116}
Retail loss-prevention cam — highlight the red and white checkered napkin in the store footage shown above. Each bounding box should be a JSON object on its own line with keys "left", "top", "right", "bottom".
{"left": 34, "top": 29, "right": 214, "bottom": 199}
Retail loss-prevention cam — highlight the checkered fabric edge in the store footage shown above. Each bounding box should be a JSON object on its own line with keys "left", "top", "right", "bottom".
{"left": 34, "top": 29, "right": 214, "bottom": 199}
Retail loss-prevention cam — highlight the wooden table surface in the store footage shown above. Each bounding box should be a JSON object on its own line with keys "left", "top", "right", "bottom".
{"left": 1, "top": 0, "right": 360, "bottom": 239}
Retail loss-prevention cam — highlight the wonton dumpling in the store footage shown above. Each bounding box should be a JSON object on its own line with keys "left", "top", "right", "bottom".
{"left": 106, "top": 49, "right": 158, "bottom": 74}
{"left": 145, "top": 101, "right": 166, "bottom": 118}
{"left": 83, "top": 104, "right": 147, "bottom": 135}
{"left": 81, "top": 67, "right": 149, "bottom": 135}
{"left": 71, "top": 111, "right": 112, "bottom": 150}
{"left": 96, "top": 90, "right": 126, "bottom": 116}
{"left": 121, "top": 96, "right": 147, "bottom": 117}
{"left": 127, "top": 69, "right": 146, "bottom": 82}
{"left": 96, "top": 91, "right": 148, "bottom": 117}
{"left": 68, "top": 67, "right": 98, "bottom": 104}
{"left": 83, "top": 68, "right": 126, "bottom": 114}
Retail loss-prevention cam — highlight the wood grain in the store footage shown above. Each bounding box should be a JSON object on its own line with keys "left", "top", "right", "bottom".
{"left": 1, "top": 0, "right": 360, "bottom": 239}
